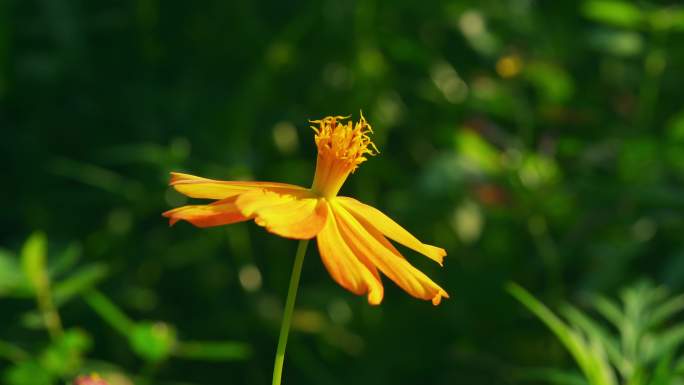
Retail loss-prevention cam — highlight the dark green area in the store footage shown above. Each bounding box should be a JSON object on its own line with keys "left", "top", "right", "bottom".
{"left": 3, "top": 1, "right": 684, "bottom": 384}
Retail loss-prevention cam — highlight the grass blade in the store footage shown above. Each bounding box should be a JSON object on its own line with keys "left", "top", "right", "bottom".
{"left": 507, "top": 282, "right": 617, "bottom": 385}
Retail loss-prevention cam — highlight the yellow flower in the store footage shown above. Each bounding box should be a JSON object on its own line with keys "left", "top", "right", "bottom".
{"left": 163, "top": 114, "right": 448, "bottom": 305}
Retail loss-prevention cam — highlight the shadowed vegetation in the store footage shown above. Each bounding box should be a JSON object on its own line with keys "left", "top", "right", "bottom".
{"left": 2, "top": 0, "right": 684, "bottom": 384}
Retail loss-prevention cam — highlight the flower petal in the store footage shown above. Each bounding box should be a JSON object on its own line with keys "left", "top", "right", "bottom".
{"left": 332, "top": 201, "right": 448, "bottom": 305}
{"left": 170, "top": 172, "right": 307, "bottom": 200}
{"left": 316, "top": 204, "right": 384, "bottom": 305}
{"left": 162, "top": 197, "right": 249, "bottom": 228}
{"left": 236, "top": 190, "right": 327, "bottom": 239}
{"left": 337, "top": 196, "right": 446, "bottom": 266}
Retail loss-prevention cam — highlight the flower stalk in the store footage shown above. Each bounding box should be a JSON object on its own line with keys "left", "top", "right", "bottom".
{"left": 271, "top": 239, "right": 309, "bottom": 385}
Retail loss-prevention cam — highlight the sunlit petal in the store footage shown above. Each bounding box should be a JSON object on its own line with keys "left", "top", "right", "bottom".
{"left": 236, "top": 190, "right": 327, "bottom": 239}
{"left": 316, "top": 203, "right": 384, "bottom": 305}
{"left": 337, "top": 196, "right": 446, "bottom": 266}
{"left": 162, "top": 197, "right": 249, "bottom": 228}
{"left": 332, "top": 201, "right": 448, "bottom": 305}
{"left": 170, "top": 172, "right": 307, "bottom": 199}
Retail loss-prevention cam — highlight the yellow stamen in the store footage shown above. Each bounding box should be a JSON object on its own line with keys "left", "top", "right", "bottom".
{"left": 310, "top": 113, "right": 378, "bottom": 198}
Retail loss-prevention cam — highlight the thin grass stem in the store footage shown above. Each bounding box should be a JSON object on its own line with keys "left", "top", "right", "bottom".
{"left": 271, "top": 239, "right": 309, "bottom": 385}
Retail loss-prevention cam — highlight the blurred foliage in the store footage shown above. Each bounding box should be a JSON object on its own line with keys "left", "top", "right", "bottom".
{"left": 2, "top": 0, "right": 684, "bottom": 384}
{"left": 509, "top": 282, "right": 684, "bottom": 385}
{"left": 1, "top": 234, "right": 250, "bottom": 385}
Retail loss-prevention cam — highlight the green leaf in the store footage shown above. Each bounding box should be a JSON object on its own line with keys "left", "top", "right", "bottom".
{"left": 561, "top": 304, "right": 623, "bottom": 375}
{"left": 39, "top": 329, "right": 92, "bottom": 377}
{"left": 129, "top": 322, "right": 177, "bottom": 362}
{"left": 625, "top": 366, "right": 647, "bottom": 385}
{"left": 0, "top": 340, "right": 29, "bottom": 362}
{"left": 646, "top": 325, "right": 684, "bottom": 364}
{"left": 587, "top": 336, "right": 619, "bottom": 385}
{"left": 20, "top": 232, "right": 48, "bottom": 294}
{"left": 0, "top": 249, "right": 30, "bottom": 297}
{"left": 591, "top": 295, "right": 624, "bottom": 329}
{"left": 455, "top": 129, "right": 501, "bottom": 174}
{"left": 20, "top": 264, "right": 109, "bottom": 328}
{"left": 518, "top": 153, "right": 561, "bottom": 189}
{"left": 582, "top": 0, "right": 643, "bottom": 28}
{"left": 4, "top": 361, "right": 53, "bottom": 385}
{"left": 649, "top": 7, "right": 684, "bottom": 32}
{"left": 507, "top": 283, "right": 617, "bottom": 385}
{"left": 649, "top": 352, "right": 676, "bottom": 385}
{"left": 524, "top": 62, "right": 574, "bottom": 103}
{"left": 83, "top": 290, "right": 134, "bottom": 335}
{"left": 53, "top": 263, "right": 108, "bottom": 306}
{"left": 647, "top": 293, "right": 684, "bottom": 330}
{"left": 174, "top": 341, "right": 252, "bottom": 361}
{"left": 48, "top": 242, "right": 81, "bottom": 279}
{"left": 674, "top": 355, "right": 684, "bottom": 374}
{"left": 588, "top": 30, "right": 643, "bottom": 57}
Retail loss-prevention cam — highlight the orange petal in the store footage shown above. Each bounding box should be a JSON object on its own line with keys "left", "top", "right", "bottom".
{"left": 236, "top": 190, "right": 327, "bottom": 239}
{"left": 332, "top": 201, "right": 448, "bottom": 305}
{"left": 316, "top": 204, "right": 384, "bottom": 305}
{"left": 169, "top": 172, "right": 307, "bottom": 200}
{"left": 162, "top": 197, "right": 250, "bottom": 228}
{"left": 337, "top": 196, "right": 446, "bottom": 266}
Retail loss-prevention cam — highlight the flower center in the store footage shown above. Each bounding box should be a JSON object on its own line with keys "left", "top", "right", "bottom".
{"left": 310, "top": 114, "right": 378, "bottom": 198}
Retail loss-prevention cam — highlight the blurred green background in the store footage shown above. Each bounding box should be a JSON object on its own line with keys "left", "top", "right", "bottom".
{"left": 3, "top": 1, "right": 684, "bottom": 384}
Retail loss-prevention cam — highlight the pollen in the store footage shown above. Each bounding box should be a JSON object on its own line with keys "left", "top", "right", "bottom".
{"left": 310, "top": 114, "right": 379, "bottom": 173}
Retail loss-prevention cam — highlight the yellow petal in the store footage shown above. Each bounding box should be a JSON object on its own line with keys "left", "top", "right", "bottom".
{"left": 332, "top": 201, "right": 448, "bottom": 305}
{"left": 162, "top": 197, "right": 249, "bottom": 228}
{"left": 236, "top": 189, "right": 327, "bottom": 239}
{"left": 337, "top": 196, "right": 446, "bottom": 266}
{"left": 316, "top": 203, "right": 384, "bottom": 305}
{"left": 169, "top": 172, "right": 307, "bottom": 200}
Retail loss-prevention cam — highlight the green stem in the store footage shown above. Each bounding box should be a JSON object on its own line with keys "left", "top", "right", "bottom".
{"left": 83, "top": 290, "right": 135, "bottom": 335}
{"left": 271, "top": 239, "right": 309, "bottom": 385}
{"left": 0, "top": 340, "right": 29, "bottom": 363}
{"left": 36, "top": 286, "right": 63, "bottom": 340}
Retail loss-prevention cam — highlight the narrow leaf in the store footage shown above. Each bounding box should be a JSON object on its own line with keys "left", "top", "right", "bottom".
{"left": 174, "top": 341, "right": 252, "bottom": 361}
{"left": 507, "top": 283, "right": 598, "bottom": 384}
